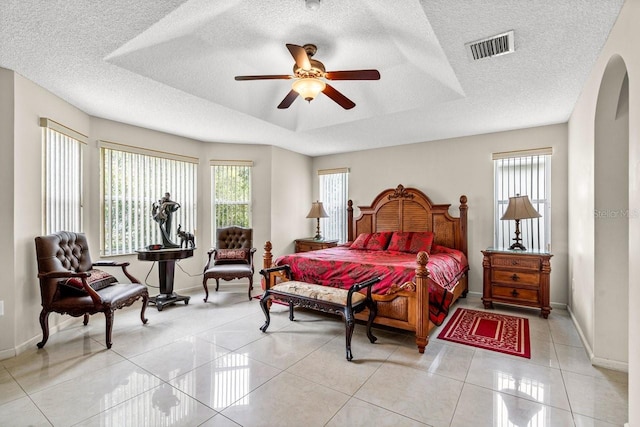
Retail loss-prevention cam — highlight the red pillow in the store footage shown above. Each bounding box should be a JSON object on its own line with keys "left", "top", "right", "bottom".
{"left": 387, "top": 232, "right": 413, "bottom": 252}
{"left": 61, "top": 269, "right": 117, "bottom": 292}
{"left": 408, "top": 231, "right": 435, "bottom": 254}
{"left": 387, "top": 231, "right": 435, "bottom": 254}
{"left": 350, "top": 232, "right": 393, "bottom": 250}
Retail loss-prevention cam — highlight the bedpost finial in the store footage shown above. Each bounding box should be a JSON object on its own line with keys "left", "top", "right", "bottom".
{"left": 415, "top": 251, "right": 430, "bottom": 277}
{"left": 264, "top": 241, "right": 272, "bottom": 252}
{"left": 460, "top": 195, "right": 468, "bottom": 206}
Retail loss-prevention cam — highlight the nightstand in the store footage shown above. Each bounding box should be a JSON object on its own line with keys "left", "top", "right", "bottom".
{"left": 481, "top": 248, "right": 553, "bottom": 318}
{"left": 295, "top": 238, "right": 338, "bottom": 253}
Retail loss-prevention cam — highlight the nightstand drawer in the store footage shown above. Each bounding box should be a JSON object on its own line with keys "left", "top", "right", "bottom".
{"left": 490, "top": 255, "right": 540, "bottom": 269}
{"left": 296, "top": 242, "right": 320, "bottom": 252}
{"left": 491, "top": 284, "right": 539, "bottom": 304}
{"left": 492, "top": 269, "right": 540, "bottom": 285}
{"left": 295, "top": 238, "right": 338, "bottom": 253}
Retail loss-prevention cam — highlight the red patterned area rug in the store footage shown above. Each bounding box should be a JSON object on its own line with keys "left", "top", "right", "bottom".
{"left": 437, "top": 308, "right": 531, "bottom": 358}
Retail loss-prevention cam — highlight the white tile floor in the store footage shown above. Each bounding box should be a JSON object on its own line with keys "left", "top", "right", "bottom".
{"left": 0, "top": 285, "right": 628, "bottom": 426}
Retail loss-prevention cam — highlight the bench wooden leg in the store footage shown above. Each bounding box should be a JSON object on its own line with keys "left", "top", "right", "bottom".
{"left": 259, "top": 292, "right": 271, "bottom": 332}
{"left": 365, "top": 299, "right": 378, "bottom": 344}
{"left": 288, "top": 302, "right": 295, "bottom": 321}
{"left": 345, "top": 316, "right": 356, "bottom": 361}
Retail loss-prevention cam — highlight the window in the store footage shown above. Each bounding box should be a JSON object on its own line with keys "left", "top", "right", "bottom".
{"left": 101, "top": 141, "right": 197, "bottom": 256}
{"left": 494, "top": 148, "right": 552, "bottom": 251}
{"left": 41, "top": 118, "right": 86, "bottom": 234}
{"left": 211, "top": 160, "right": 252, "bottom": 242}
{"left": 319, "top": 168, "right": 349, "bottom": 243}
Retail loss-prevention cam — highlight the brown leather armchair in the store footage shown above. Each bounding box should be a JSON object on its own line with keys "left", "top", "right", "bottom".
{"left": 203, "top": 226, "right": 256, "bottom": 301}
{"left": 34, "top": 231, "right": 149, "bottom": 349}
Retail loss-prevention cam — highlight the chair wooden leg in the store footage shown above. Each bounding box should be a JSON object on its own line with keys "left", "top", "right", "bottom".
{"left": 140, "top": 294, "right": 149, "bottom": 324}
{"left": 247, "top": 276, "right": 253, "bottom": 301}
{"left": 105, "top": 310, "right": 114, "bottom": 349}
{"left": 37, "top": 309, "right": 50, "bottom": 349}
{"left": 83, "top": 314, "right": 89, "bottom": 325}
{"left": 215, "top": 278, "right": 220, "bottom": 291}
{"left": 202, "top": 277, "right": 209, "bottom": 302}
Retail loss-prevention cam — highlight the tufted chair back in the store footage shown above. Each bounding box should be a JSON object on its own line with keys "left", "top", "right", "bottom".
{"left": 35, "top": 231, "right": 94, "bottom": 306}
{"left": 216, "top": 226, "right": 253, "bottom": 250}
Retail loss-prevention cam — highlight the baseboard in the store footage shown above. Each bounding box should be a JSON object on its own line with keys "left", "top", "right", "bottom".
{"left": 566, "top": 305, "right": 629, "bottom": 373}
{"left": 465, "top": 291, "right": 567, "bottom": 311}
{"left": 0, "top": 316, "right": 78, "bottom": 361}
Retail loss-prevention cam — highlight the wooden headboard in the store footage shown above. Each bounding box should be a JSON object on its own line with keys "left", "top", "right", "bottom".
{"left": 347, "top": 184, "right": 468, "bottom": 258}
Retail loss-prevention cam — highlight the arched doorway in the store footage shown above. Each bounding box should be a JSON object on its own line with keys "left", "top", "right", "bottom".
{"left": 593, "top": 54, "right": 629, "bottom": 365}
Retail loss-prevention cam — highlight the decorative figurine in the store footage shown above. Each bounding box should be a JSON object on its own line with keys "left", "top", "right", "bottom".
{"left": 177, "top": 224, "right": 195, "bottom": 248}
{"left": 151, "top": 192, "right": 181, "bottom": 248}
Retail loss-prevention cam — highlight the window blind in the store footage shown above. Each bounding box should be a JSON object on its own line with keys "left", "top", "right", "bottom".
{"left": 319, "top": 168, "right": 349, "bottom": 243}
{"left": 210, "top": 160, "right": 253, "bottom": 244}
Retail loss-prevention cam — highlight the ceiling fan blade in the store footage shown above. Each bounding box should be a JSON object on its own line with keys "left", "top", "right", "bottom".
{"left": 277, "top": 90, "right": 299, "bottom": 109}
{"left": 322, "top": 84, "right": 355, "bottom": 110}
{"left": 235, "top": 75, "right": 293, "bottom": 81}
{"left": 325, "top": 70, "right": 381, "bottom": 80}
{"left": 286, "top": 44, "right": 311, "bottom": 71}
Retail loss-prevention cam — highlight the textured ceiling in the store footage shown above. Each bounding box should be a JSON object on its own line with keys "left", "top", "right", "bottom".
{"left": 0, "top": 0, "right": 624, "bottom": 156}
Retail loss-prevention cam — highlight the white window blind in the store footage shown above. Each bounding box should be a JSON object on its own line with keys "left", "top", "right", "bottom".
{"left": 41, "top": 118, "right": 86, "bottom": 234}
{"left": 211, "top": 160, "right": 253, "bottom": 243}
{"left": 101, "top": 141, "right": 198, "bottom": 256}
{"left": 493, "top": 148, "right": 552, "bottom": 251}
{"left": 319, "top": 168, "right": 349, "bottom": 243}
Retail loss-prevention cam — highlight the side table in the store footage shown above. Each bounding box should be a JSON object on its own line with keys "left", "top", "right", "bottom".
{"left": 136, "top": 247, "right": 194, "bottom": 311}
{"left": 481, "top": 248, "right": 553, "bottom": 318}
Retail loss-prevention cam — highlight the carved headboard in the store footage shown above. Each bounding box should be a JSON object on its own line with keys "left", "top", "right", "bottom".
{"left": 347, "top": 184, "right": 468, "bottom": 258}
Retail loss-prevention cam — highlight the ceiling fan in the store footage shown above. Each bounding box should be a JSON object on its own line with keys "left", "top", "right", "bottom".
{"left": 234, "top": 43, "right": 380, "bottom": 110}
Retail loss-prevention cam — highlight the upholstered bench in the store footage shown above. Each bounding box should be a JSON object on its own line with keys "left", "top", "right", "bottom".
{"left": 259, "top": 265, "right": 380, "bottom": 361}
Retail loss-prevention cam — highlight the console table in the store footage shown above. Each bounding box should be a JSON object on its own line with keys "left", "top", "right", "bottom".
{"left": 136, "top": 247, "right": 194, "bottom": 311}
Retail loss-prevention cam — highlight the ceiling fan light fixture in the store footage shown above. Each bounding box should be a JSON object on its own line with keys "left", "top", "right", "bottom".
{"left": 305, "top": 0, "right": 321, "bottom": 11}
{"left": 292, "top": 77, "right": 326, "bottom": 102}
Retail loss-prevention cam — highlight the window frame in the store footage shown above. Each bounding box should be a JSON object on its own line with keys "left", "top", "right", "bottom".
{"left": 318, "top": 168, "right": 349, "bottom": 243}
{"left": 41, "top": 118, "right": 87, "bottom": 234}
{"left": 493, "top": 148, "right": 552, "bottom": 252}
{"left": 100, "top": 141, "right": 198, "bottom": 256}
{"left": 210, "top": 160, "right": 253, "bottom": 245}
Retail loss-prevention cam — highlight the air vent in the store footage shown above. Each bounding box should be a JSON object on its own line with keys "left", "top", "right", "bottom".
{"left": 466, "top": 30, "right": 515, "bottom": 61}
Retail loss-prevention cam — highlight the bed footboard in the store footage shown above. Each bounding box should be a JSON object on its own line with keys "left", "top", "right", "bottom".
{"left": 261, "top": 241, "right": 431, "bottom": 353}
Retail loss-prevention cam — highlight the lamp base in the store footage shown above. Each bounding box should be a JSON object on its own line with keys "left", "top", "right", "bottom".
{"left": 508, "top": 242, "right": 527, "bottom": 251}
{"left": 313, "top": 234, "right": 323, "bottom": 240}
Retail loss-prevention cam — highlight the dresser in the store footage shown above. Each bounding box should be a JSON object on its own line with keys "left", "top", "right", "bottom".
{"left": 295, "top": 238, "right": 338, "bottom": 253}
{"left": 481, "top": 248, "right": 553, "bottom": 318}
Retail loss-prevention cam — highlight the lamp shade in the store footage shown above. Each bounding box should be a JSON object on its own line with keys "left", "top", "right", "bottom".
{"left": 292, "top": 78, "right": 326, "bottom": 102}
{"left": 306, "top": 201, "right": 329, "bottom": 219}
{"left": 501, "top": 195, "right": 541, "bottom": 221}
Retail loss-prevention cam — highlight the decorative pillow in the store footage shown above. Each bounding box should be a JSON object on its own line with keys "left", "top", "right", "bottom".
{"left": 349, "top": 232, "right": 392, "bottom": 250}
{"left": 215, "top": 248, "right": 249, "bottom": 263}
{"left": 408, "top": 231, "right": 435, "bottom": 254}
{"left": 387, "top": 232, "right": 413, "bottom": 252}
{"left": 387, "top": 231, "right": 435, "bottom": 254}
{"left": 60, "top": 269, "right": 117, "bottom": 293}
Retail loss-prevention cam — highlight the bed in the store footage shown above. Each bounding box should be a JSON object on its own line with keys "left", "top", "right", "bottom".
{"left": 262, "top": 184, "right": 469, "bottom": 353}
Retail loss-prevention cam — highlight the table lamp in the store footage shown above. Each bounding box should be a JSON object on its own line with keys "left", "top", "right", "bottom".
{"left": 306, "top": 201, "right": 329, "bottom": 240}
{"left": 500, "top": 194, "right": 541, "bottom": 250}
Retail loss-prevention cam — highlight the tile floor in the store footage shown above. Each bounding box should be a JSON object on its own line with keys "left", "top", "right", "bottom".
{"left": 0, "top": 285, "right": 628, "bottom": 426}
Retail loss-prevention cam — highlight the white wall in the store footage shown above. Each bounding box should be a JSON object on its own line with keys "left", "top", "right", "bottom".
{"left": 568, "top": 0, "right": 639, "bottom": 422}
{"left": 269, "top": 146, "right": 313, "bottom": 258}
{"left": 0, "top": 68, "right": 16, "bottom": 355}
{"left": 312, "top": 124, "right": 569, "bottom": 303}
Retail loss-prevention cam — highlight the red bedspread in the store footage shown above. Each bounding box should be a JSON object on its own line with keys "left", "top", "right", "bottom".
{"left": 274, "top": 245, "right": 468, "bottom": 325}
